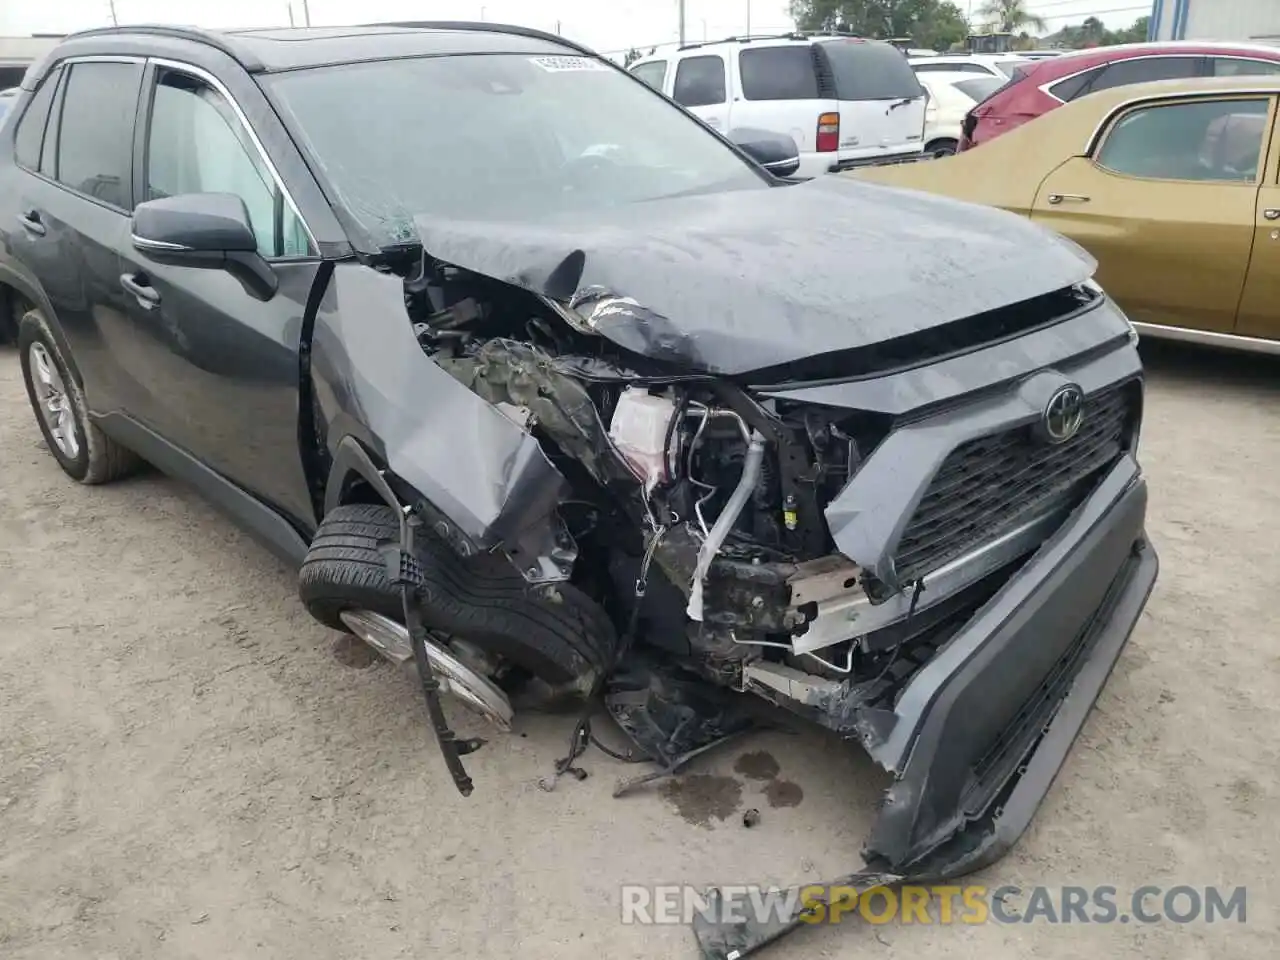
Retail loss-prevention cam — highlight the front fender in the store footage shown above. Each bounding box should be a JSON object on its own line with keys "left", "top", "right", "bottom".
{"left": 310, "top": 262, "right": 572, "bottom": 580}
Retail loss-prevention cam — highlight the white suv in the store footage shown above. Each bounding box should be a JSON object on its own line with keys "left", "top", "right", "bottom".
{"left": 629, "top": 35, "right": 927, "bottom": 178}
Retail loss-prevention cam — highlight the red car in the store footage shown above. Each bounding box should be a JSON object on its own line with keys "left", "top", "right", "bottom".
{"left": 959, "top": 41, "right": 1280, "bottom": 151}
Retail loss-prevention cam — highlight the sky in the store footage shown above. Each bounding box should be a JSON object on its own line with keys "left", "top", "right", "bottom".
{"left": 0, "top": 0, "right": 1151, "bottom": 59}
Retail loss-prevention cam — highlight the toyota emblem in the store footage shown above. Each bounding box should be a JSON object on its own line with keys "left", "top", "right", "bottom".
{"left": 1042, "top": 385, "right": 1085, "bottom": 444}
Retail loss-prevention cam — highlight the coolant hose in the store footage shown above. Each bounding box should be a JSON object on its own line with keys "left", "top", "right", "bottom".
{"left": 687, "top": 429, "right": 767, "bottom": 622}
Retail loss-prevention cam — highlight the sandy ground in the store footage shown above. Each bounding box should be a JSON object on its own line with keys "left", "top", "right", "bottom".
{"left": 1, "top": 339, "right": 1277, "bottom": 960}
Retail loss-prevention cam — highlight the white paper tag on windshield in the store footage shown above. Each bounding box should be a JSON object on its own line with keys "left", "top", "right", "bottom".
{"left": 529, "top": 55, "right": 610, "bottom": 73}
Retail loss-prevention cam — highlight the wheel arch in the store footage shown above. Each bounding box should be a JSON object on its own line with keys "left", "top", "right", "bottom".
{"left": 0, "top": 266, "right": 82, "bottom": 382}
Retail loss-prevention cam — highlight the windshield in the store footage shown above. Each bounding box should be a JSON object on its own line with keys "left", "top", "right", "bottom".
{"left": 818, "top": 39, "right": 923, "bottom": 101}
{"left": 996, "top": 59, "right": 1028, "bottom": 78}
{"left": 265, "top": 53, "right": 765, "bottom": 246}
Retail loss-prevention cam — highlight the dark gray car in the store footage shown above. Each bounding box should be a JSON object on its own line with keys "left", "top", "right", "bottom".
{"left": 0, "top": 22, "right": 1157, "bottom": 958}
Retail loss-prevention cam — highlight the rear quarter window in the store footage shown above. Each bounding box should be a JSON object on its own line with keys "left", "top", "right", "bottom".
{"left": 820, "top": 39, "right": 923, "bottom": 100}
{"left": 630, "top": 60, "right": 667, "bottom": 90}
{"left": 739, "top": 46, "right": 819, "bottom": 100}
{"left": 13, "top": 67, "right": 61, "bottom": 169}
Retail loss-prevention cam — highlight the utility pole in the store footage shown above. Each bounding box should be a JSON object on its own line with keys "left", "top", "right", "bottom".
{"left": 746, "top": 0, "right": 751, "bottom": 36}
{"left": 300, "top": 0, "right": 311, "bottom": 26}
{"left": 287, "top": 2, "right": 295, "bottom": 26}
{"left": 678, "top": 0, "right": 686, "bottom": 45}
{"left": 107, "top": 0, "right": 118, "bottom": 26}
{"left": 556, "top": 20, "right": 561, "bottom": 34}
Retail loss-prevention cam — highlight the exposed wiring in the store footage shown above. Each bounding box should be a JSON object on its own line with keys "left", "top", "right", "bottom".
{"left": 540, "top": 525, "right": 670, "bottom": 790}
{"left": 865, "top": 577, "right": 928, "bottom": 688}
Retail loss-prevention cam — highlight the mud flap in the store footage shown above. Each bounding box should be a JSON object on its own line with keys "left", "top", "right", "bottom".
{"left": 691, "top": 459, "right": 1159, "bottom": 958}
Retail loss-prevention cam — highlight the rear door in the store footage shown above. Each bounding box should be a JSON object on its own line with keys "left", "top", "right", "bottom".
{"left": 817, "top": 38, "right": 926, "bottom": 164}
{"left": 670, "top": 52, "right": 730, "bottom": 133}
{"left": 3, "top": 57, "right": 145, "bottom": 417}
{"left": 732, "top": 43, "right": 832, "bottom": 155}
{"left": 1031, "top": 95, "right": 1271, "bottom": 334}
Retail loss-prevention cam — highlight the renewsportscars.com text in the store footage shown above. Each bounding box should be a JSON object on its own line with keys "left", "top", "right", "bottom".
{"left": 620, "top": 884, "right": 1248, "bottom": 926}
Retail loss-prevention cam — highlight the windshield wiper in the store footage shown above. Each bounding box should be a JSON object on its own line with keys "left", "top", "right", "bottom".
{"left": 888, "top": 96, "right": 917, "bottom": 112}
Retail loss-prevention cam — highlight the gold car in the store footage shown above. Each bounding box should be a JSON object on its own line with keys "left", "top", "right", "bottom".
{"left": 849, "top": 75, "right": 1280, "bottom": 354}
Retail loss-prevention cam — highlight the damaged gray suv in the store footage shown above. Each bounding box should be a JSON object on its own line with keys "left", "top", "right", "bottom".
{"left": 0, "top": 21, "right": 1157, "bottom": 958}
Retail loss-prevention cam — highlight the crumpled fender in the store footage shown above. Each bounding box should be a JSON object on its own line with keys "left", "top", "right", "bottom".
{"left": 309, "top": 262, "right": 572, "bottom": 580}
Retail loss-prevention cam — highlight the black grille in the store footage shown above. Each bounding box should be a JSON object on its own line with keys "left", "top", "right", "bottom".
{"left": 893, "top": 383, "right": 1135, "bottom": 583}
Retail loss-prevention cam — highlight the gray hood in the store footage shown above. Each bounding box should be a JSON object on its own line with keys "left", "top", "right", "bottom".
{"left": 415, "top": 175, "right": 1094, "bottom": 376}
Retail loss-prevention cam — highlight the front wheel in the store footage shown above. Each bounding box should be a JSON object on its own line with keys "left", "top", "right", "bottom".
{"left": 299, "top": 503, "right": 617, "bottom": 696}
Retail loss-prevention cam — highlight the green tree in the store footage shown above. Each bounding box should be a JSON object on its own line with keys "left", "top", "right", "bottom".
{"left": 789, "top": 0, "right": 968, "bottom": 51}
{"left": 976, "top": 0, "right": 1046, "bottom": 33}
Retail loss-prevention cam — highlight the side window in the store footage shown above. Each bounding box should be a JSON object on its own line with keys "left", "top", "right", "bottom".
{"left": 54, "top": 61, "right": 143, "bottom": 209}
{"left": 740, "top": 47, "right": 819, "bottom": 100}
{"left": 1087, "top": 57, "right": 1201, "bottom": 95}
{"left": 630, "top": 60, "right": 667, "bottom": 90}
{"left": 1210, "top": 58, "right": 1280, "bottom": 77}
{"left": 145, "top": 70, "right": 309, "bottom": 258}
{"left": 1096, "top": 98, "right": 1270, "bottom": 183}
{"left": 1050, "top": 67, "right": 1104, "bottom": 102}
{"left": 672, "top": 55, "right": 726, "bottom": 108}
{"left": 13, "top": 65, "right": 61, "bottom": 170}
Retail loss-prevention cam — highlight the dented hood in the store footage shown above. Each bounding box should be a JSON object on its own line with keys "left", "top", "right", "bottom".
{"left": 415, "top": 176, "right": 1094, "bottom": 377}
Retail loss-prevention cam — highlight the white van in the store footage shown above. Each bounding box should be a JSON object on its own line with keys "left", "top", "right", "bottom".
{"left": 629, "top": 35, "right": 927, "bottom": 178}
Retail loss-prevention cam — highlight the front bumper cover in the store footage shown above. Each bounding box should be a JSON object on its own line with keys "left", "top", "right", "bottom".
{"left": 693, "top": 454, "right": 1158, "bottom": 958}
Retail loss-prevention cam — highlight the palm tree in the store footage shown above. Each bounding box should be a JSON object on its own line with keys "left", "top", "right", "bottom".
{"left": 977, "top": 0, "right": 1048, "bottom": 33}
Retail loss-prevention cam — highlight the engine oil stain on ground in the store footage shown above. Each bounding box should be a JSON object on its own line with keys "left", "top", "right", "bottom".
{"left": 661, "top": 774, "right": 744, "bottom": 827}
{"left": 331, "top": 634, "right": 379, "bottom": 669}
{"left": 764, "top": 779, "right": 804, "bottom": 808}
{"left": 733, "top": 750, "right": 781, "bottom": 781}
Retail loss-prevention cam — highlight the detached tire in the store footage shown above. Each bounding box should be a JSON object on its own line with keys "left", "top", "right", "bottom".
{"left": 299, "top": 503, "right": 616, "bottom": 691}
{"left": 18, "top": 309, "right": 139, "bottom": 484}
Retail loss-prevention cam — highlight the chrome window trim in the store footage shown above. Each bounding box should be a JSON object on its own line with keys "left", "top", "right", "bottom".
{"left": 22, "top": 55, "right": 146, "bottom": 213}
{"left": 148, "top": 57, "right": 318, "bottom": 254}
{"left": 1084, "top": 87, "right": 1277, "bottom": 156}
{"left": 1040, "top": 54, "right": 1280, "bottom": 104}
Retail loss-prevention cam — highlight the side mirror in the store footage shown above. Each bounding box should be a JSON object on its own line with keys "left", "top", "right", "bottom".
{"left": 131, "top": 193, "right": 277, "bottom": 301}
{"left": 729, "top": 127, "right": 802, "bottom": 179}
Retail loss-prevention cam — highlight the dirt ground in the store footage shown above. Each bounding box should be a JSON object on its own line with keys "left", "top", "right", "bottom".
{"left": 1, "top": 339, "right": 1277, "bottom": 960}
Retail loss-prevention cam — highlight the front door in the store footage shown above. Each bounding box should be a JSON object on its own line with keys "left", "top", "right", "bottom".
{"left": 115, "top": 61, "right": 318, "bottom": 523}
{"left": 1031, "top": 95, "right": 1273, "bottom": 334}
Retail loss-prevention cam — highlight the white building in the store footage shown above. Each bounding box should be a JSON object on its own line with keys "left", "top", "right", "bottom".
{"left": 1149, "top": 0, "right": 1280, "bottom": 42}
{"left": 0, "top": 35, "right": 61, "bottom": 88}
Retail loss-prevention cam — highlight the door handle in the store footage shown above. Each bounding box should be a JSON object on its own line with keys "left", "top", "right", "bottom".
{"left": 119, "top": 273, "right": 160, "bottom": 308}
{"left": 1047, "top": 193, "right": 1091, "bottom": 205}
{"left": 1264, "top": 208, "right": 1280, "bottom": 221}
{"left": 17, "top": 210, "right": 46, "bottom": 236}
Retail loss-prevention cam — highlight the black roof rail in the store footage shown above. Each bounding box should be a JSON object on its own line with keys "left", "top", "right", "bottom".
{"left": 678, "top": 32, "right": 813, "bottom": 50}
{"left": 367, "top": 21, "right": 597, "bottom": 57}
{"left": 60, "top": 23, "right": 265, "bottom": 70}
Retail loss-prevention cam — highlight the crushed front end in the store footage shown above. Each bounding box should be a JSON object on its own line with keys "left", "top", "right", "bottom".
{"left": 350, "top": 184, "right": 1158, "bottom": 957}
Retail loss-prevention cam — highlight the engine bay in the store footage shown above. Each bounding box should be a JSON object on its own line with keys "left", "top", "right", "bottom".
{"left": 395, "top": 252, "right": 908, "bottom": 690}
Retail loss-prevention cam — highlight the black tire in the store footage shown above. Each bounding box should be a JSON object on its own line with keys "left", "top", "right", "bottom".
{"left": 18, "top": 309, "right": 140, "bottom": 484}
{"left": 926, "top": 138, "right": 958, "bottom": 159}
{"left": 299, "top": 503, "right": 616, "bottom": 689}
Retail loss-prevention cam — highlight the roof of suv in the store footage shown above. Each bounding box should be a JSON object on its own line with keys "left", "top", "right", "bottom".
{"left": 33, "top": 22, "right": 588, "bottom": 77}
